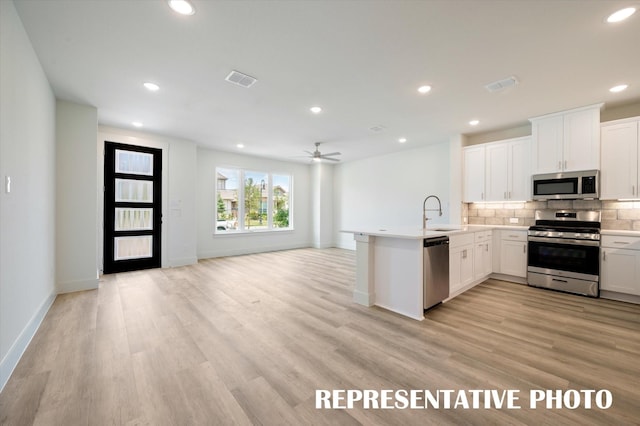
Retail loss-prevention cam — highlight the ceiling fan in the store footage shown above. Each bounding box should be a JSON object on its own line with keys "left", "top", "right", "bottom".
{"left": 305, "top": 142, "right": 341, "bottom": 162}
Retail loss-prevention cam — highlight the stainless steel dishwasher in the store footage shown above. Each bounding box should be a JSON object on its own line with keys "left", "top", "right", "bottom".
{"left": 423, "top": 236, "right": 450, "bottom": 310}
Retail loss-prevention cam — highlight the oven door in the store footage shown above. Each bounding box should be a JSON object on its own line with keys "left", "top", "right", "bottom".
{"left": 527, "top": 236, "right": 599, "bottom": 280}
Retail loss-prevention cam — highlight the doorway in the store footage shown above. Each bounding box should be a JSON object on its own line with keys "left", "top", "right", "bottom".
{"left": 103, "top": 142, "right": 162, "bottom": 273}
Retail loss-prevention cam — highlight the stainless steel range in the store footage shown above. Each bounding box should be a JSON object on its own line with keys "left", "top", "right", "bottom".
{"left": 527, "top": 210, "right": 601, "bottom": 297}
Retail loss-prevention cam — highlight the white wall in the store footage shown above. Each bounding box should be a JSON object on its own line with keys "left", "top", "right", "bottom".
{"left": 98, "top": 126, "right": 198, "bottom": 269}
{"left": 312, "top": 162, "right": 334, "bottom": 248}
{"left": 0, "top": 0, "right": 57, "bottom": 391}
{"left": 333, "top": 142, "right": 451, "bottom": 249}
{"left": 56, "top": 100, "right": 99, "bottom": 293}
{"left": 197, "top": 148, "right": 312, "bottom": 258}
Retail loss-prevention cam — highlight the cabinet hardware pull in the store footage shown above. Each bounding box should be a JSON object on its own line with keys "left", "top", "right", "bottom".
{"left": 603, "top": 251, "right": 606, "bottom": 261}
{"left": 508, "top": 191, "right": 511, "bottom": 199}
{"left": 633, "top": 185, "right": 636, "bottom": 196}
{"left": 552, "top": 278, "right": 568, "bottom": 283}
{"left": 523, "top": 245, "right": 526, "bottom": 253}
{"left": 558, "top": 161, "right": 561, "bottom": 170}
{"left": 614, "top": 241, "right": 630, "bottom": 245}
{"left": 564, "top": 160, "right": 567, "bottom": 169}
{"left": 481, "top": 192, "right": 484, "bottom": 200}
{"left": 504, "top": 191, "right": 507, "bottom": 199}
{"left": 463, "top": 249, "right": 467, "bottom": 259}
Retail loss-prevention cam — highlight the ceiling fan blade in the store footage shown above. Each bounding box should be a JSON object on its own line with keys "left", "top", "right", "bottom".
{"left": 321, "top": 152, "right": 341, "bottom": 157}
{"left": 320, "top": 156, "right": 340, "bottom": 161}
{"left": 303, "top": 150, "right": 314, "bottom": 156}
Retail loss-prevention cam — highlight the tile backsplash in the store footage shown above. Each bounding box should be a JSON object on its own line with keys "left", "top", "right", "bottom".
{"left": 463, "top": 200, "right": 640, "bottom": 231}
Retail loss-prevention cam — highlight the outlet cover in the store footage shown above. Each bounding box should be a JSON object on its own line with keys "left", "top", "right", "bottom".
{"left": 509, "top": 217, "right": 519, "bottom": 224}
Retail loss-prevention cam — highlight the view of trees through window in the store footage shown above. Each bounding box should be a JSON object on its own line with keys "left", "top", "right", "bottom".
{"left": 216, "top": 168, "right": 291, "bottom": 233}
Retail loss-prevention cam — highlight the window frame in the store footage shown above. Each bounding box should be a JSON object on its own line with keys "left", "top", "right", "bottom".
{"left": 215, "top": 167, "right": 293, "bottom": 235}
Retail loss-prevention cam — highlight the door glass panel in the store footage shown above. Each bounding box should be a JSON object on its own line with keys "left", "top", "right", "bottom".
{"left": 115, "top": 179, "right": 153, "bottom": 202}
{"left": 115, "top": 208, "right": 153, "bottom": 231}
{"left": 114, "top": 236, "right": 153, "bottom": 260}
{"left": 115, "top": 149, "right": 153, "bottom": 176}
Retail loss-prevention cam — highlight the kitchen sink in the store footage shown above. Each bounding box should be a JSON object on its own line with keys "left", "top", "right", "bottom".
{"left": 429, "top": 228, "right": 459, "bottom": 232}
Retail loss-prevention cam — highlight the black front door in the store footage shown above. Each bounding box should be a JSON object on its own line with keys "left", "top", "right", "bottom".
{"left": 103, "top": 142, "right": 162, "bottom": 273}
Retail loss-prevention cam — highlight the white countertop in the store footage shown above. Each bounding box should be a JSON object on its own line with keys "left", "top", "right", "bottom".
{"left": 341, "top": 224, "right": 528, "bottom": 239}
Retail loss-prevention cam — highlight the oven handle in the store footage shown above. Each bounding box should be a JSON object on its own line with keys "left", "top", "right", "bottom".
{"left": 527, "top": 236, "right": 600, "bottom": 247}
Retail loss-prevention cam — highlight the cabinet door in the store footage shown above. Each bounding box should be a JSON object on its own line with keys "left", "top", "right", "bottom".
{"left": 500, "top": 240, "right": 527, "bottom": 277}
{"left": 508, "top": 137, "right": 531, "bottom": 201}
{"left": 531, "top": 116, "right": 563, "bottom": 174}
{"left": 601, "top": 121, "right": 639, "bottom": 200}
{"left": 449, "top": 247, "right": 462, "bottom": 294}
{"left": 463, "top": 146, "right": 486, "bottom": 202}
{"left": 601, "top": 248, "right": 640, "bottom": 296}
{"left": 474, "top": 242, "right": 492, "bottom": 280}
{"left": 485, "top": 143, "right": 509, "bottom": 201}
{"left": 563, "top": 108, "right": 600, "bottom": 172}
{"left": 460, "top": 246, "right": 474, "bottom": 287}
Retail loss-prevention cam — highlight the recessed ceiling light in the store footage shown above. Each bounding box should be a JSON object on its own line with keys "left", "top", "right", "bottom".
{"left": 168, "top": 0, "right": 195, "bottom": 15}
{"left": 417, "top": 85, "right": 432, "bottom": 94}
{"left": 236, "top": 143, "right": 244, "bottom": 149}
{"left": 310, "top": 106, "right": 322, "bottom": 114}
{"left": 132, "top": 122, "right": 143, "bottom": 128}
{"left": 469, "top": 119, "right": 480, "bottom": 126}
{"left": 610, "top": 84, "right": 629, "bottom": 93}
{"left": 606, "top": 7, "right": 636, "bottom": 23}
{"left": 143, "top": 82, "right": 160, "bottom": 91}
{"left": 398, "top": 137, "right": 407, "bottom": 143}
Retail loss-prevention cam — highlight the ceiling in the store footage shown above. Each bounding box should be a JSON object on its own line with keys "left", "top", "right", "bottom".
{"left": 13, "top": 0, "right": 640, "bottom": 163}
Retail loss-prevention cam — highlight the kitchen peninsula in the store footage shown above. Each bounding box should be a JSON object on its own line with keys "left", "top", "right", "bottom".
{"left": 343, "top": 225, "right": 527, "bottom": 320}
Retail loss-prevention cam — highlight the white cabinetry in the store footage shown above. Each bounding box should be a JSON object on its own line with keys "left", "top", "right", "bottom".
{"left": 498, "top": 230, "right": 527, "bottom": 278}
{"left": 530, "top": 104, "right": 602, "bottom": 174}
{"left": 464, "top": 137, "right": 531, "bottom": 202}
{"left": 474, "top": 231, "right": 492, "bottom": 280}
{"left": 449, "top": 233, "right": 474, "bottom": 295}
{"left": 601, "top": 117, "right": 640, "bottom": 200}
{"left": 463, "top": 145, "right": 485, "bottom": 202}
{"left": 485, "top": 137, "right": 531, "bottom": 201}
{"left": 601, "top": 235, "right": 640, "bottom": 296}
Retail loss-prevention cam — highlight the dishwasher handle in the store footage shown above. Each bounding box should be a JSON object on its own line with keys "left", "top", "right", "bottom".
{"left": 424, "top": 237, "right": 450, "bottom": 247}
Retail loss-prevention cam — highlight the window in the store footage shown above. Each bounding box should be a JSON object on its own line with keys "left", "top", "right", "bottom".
{"left": 215, "top": 167, "right": 292, "bottom": 233}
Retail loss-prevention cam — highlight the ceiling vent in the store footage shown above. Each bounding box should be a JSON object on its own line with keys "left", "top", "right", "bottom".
{"left": 485, "top": 76, "right": 518, "bottom": 93}
{"left": 225, "top": 70, "right": 257, "bottom": 88}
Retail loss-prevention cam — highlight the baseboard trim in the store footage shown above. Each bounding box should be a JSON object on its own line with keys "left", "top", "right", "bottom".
{"left": 57, "top": 278, "right": 99, "bottom": 294}
{"left": 197, "top": 243, "right": 311, "bottom": 260}
{"left": 0, "top": 291, "right": 56, "bottom": 393}
{"left": 168, "top": 257, "right": 198, "bottom": 267}
{"left": 600, "top": 290, "right": 640, "bottom": 304}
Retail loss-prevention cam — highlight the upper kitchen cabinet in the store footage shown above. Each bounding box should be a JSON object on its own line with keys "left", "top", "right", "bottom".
{"left": 485, "top": 137, "right": 531, "bottom": 201}
{"left": 530, "top": 103, "right": 603, "bottom": 174}
{"left": 601, "top": 117, "right": 640, "bottom": 199}
{"left": 463, "top": 145, "right": 486, "bottom": 202}
{"left": 464, "top": 136, "right": 531, "bottom": 202}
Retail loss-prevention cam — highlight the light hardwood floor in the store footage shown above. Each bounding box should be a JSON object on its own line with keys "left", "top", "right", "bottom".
{"left": 1, "top": 248, "right": 639, "bottom": 425}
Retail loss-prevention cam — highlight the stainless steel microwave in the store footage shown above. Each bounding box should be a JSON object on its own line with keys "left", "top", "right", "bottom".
{"left": 532, "top": 170, "right": 599, "bottom": 200}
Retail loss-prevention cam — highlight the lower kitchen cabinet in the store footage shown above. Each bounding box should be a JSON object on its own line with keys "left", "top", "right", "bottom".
{"left": 474, "top": 231, "right": 492, "bottom": 280}
{"left": 601, "top": 235, "right": 640, "bottom": 296}
{"left": 449, "top": 234, "right": 474, "bottom": 295}
{"left": 498, "top": 230, "right": 527, "bottom": 278}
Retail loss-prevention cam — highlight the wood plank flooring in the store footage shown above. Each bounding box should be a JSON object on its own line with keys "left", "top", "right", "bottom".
{"left": 1, "top": 248, "right": 639, "bottom": 425}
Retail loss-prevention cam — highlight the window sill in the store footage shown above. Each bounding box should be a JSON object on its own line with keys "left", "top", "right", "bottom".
{"left": 213, "top": 228, "right": 295, "bottom": 237}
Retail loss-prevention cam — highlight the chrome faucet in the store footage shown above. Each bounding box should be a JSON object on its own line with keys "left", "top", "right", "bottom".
{"left": 423, "top": 195, "right": 443, "bottom": 229}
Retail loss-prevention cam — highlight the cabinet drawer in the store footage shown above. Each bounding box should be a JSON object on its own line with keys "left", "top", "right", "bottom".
{"left": 474, "top": 230, "right": 493, "bottom": 243}
{"left": 501, "top": 230, "right": 527, "bottom": 242}
{"left": 601, "top": 235, "right": 640, "bottom": 250}
{"left": 450, "top": 233, "right": 475, "bottom": 248}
